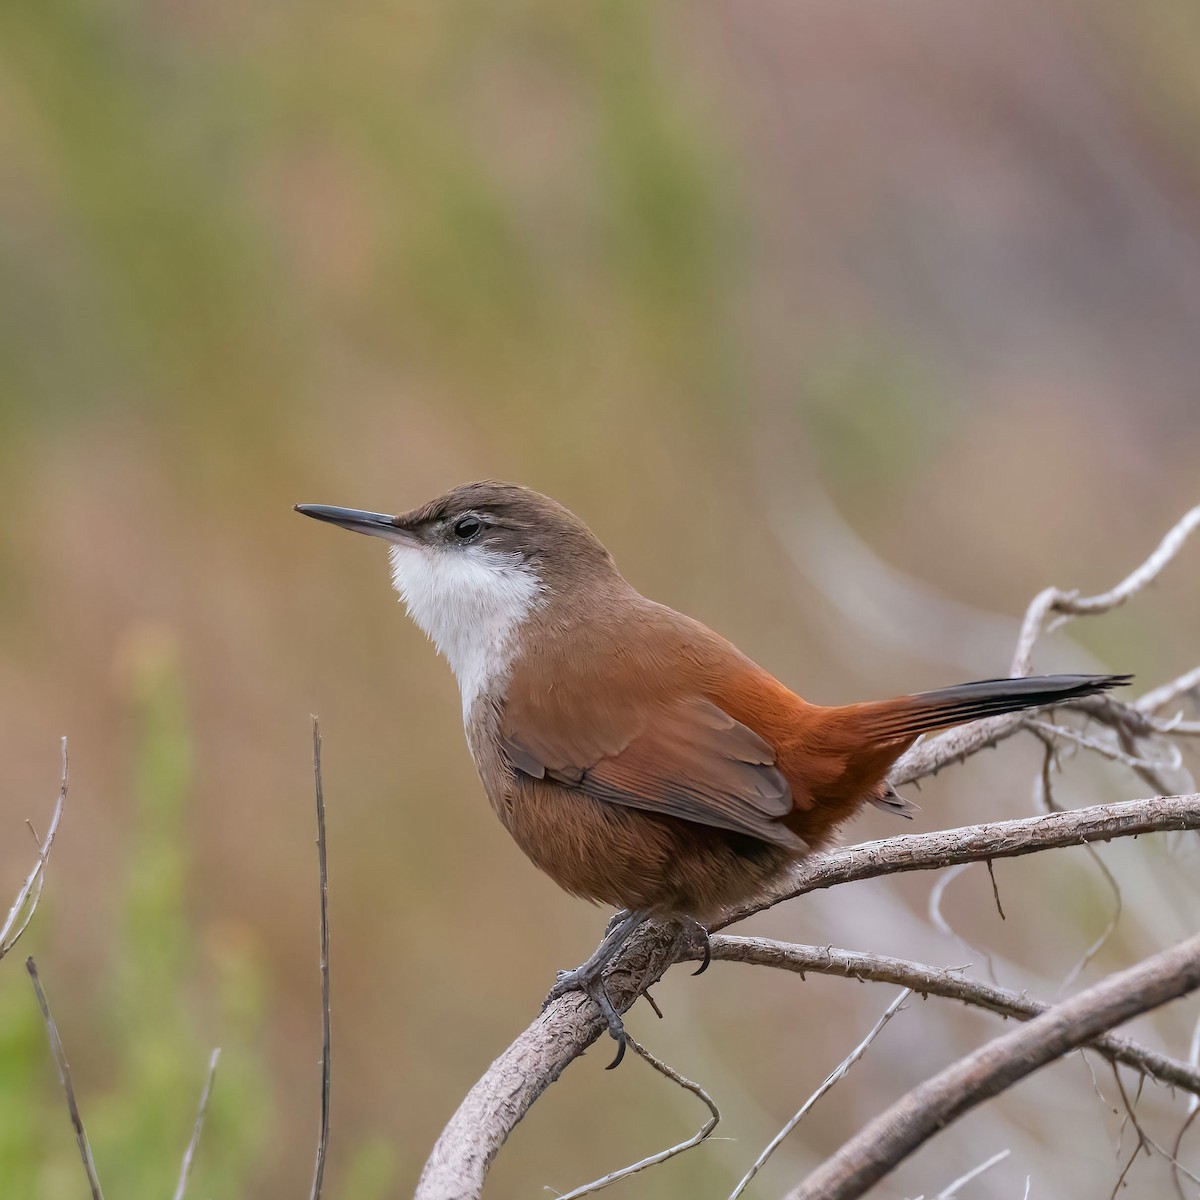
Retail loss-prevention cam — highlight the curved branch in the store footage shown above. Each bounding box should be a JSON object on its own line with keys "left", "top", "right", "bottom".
{"left": 697, "top": 936, "right": 1200, "bottom": 1097}
{"left": 783, "top": 931, "right": 1200, "bottom": 1200}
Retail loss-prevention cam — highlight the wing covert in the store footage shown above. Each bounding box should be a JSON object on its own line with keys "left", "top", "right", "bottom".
{"left": 501, "top": 695, "right": 805, "bottom": 851}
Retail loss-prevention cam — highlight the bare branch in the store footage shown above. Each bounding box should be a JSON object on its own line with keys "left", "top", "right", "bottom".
{"left": 310, "top": 717, "right": 332, "bottom": 1200}
{"left": 1, "top": 739, "right": 68, "bottom": 959}
{"left": 172, "top": 1048, "right": 221, "bottom": 1200}
{"left": 729, "top": 989, "right": 910, "bottom": 1200}
{"left": 27, "top": 956, "right": 104, "bottom": 1200}
{"left": 717, "top": 793, "right": 1200, "bottom": 930}
{"left": 782, "top": 931, "right": 1200, "bottom": 1200}
{"left": 551, "top": 1037, "right": 719, "bottom": 1200}
{"left": 695, "top": 937, "right": 1200, "bottom": 1099}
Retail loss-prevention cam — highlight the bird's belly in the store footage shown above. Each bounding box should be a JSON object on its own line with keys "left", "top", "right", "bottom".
{"left": 499, "top": 775, "right": 796, "bottom": 921}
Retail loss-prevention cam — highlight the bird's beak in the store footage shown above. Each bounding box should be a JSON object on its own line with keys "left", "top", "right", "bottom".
{"left": 294, "top": 504, "right": 417, "bottom": 543}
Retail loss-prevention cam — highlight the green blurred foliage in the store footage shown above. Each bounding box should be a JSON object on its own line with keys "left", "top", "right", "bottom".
{"left": 0, "top": 633, "right": 275, "bottom": 1198}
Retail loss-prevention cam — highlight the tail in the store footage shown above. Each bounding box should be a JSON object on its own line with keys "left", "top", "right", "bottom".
{"left": 860, "top": 673, "right": 1132, "bottom": 744}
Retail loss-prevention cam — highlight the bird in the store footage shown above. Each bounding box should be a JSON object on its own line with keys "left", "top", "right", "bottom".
{"left": 296, "top": 481, "right": 1129, "bottom": 1065}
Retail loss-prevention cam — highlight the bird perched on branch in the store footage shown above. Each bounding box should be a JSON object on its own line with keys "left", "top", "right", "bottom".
{"left": 296, "top": 482, "right": 1129, "bottom": 1066}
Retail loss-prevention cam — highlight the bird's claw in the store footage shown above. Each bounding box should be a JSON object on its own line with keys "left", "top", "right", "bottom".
{"left": 681, "top": 918, "right": 711, "bottom": 975}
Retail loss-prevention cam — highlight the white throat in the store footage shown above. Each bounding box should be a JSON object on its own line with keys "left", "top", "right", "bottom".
{"left": 387, "top": 542, "right": 543, "bottom": 717}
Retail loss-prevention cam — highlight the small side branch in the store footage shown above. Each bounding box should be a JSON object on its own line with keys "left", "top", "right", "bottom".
{"left": 730, "top": 989, "right": 911, "bottom": 1200}
{"left": 784, "top": 931, "right": 1200, "bottom": 1200}
{"left": 551, "top": 1037, "right": 720, "bottom": 1200}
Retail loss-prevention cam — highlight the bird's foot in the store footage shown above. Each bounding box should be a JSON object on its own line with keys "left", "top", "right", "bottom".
{"left": 543, "top": 964, "right": 629, "bottom": 1069}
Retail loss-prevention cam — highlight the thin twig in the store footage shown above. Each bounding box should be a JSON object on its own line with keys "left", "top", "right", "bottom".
{"left": 783, "top": 931, "right": 1200, "bottom": 1200}
{"left": 935, "top": 1147, "right": 1011, "bottom": 1197}
{"left": 985, "top": 859, "right": 1006, "bottom": 921}
{"left": 27, "top": 957, "right": 104, "bottom": 1200}
{"left": 729, "top": 989, "right": 911, "bottom": 1200}
{"left": 172, "top": 1047, "right": 221, "bottom": 1200}
{"left": 549, "top": 1037, "right": 719, "bottom": 1200}
{"left": 310, "top": 717, "right": 332, "bottom": 1200}
{"left": 696, "top": 937, "right": 1200, "bottom": 1099}
{"left": 1, "top": 738, "right": 69, "bottom": 958}
{"left": 1024, "top": 717, "right": 1181, "bottom": 775}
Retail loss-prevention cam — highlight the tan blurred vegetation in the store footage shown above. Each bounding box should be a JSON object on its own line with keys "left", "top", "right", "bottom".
{"left": 0, "top": 1, "right": 1198, "bottom": 1196}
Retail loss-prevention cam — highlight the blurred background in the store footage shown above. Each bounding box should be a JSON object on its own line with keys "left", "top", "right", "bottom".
{"left": 1, "top": 1, "right": 1199, "bottom": 1196}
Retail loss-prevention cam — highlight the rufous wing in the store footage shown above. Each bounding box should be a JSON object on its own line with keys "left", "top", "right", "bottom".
{"left": 501, "top": 695, "right": 806, "bottom": 852}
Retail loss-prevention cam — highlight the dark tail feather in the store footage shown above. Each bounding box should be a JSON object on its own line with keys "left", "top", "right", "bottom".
{"left": 864, "top": 673, "right": 1132, "bottom": 743}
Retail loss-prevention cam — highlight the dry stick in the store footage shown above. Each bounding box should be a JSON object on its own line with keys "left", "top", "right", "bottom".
{"left": 172, "top": 1047, "right": 221, "bottom": 1200}
{"left": 1, "top": 737, "right": 69, "bottom": 958}
{"left": 695, "top": 937, "right": 1200, "bottom": 1099}
{"left": 934, "top": 1147, "right": 1011, "bottom": 1198}
{"left": 310, "top": 717, "right": 332, "bottom": 1200}
{"left": 715, "top": 793, "right": 1200, "bottom": 931}
{"left": 417, "top": 795, "right": 1200, "bottom": 1200}
{"left": 783, "top": 931, "right": 1200, "bottom": 1200}
{"left": 550, "top": 1036, "right": 720, "bottom": 1200}
{"left": 26, "top": 957, "right": 104, "bottom": 1200}
{"left": 729, "top": 989, "right": 911, "bottom": 1200}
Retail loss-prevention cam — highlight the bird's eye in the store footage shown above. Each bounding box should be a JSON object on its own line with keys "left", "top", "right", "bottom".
{"left": 452, "top": 516, "right": 483, "bottom": 541}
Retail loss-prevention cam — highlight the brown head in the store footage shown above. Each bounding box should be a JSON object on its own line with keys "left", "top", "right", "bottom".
{"left": 295, "top": 481, "right": 622, "bottom": 709}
